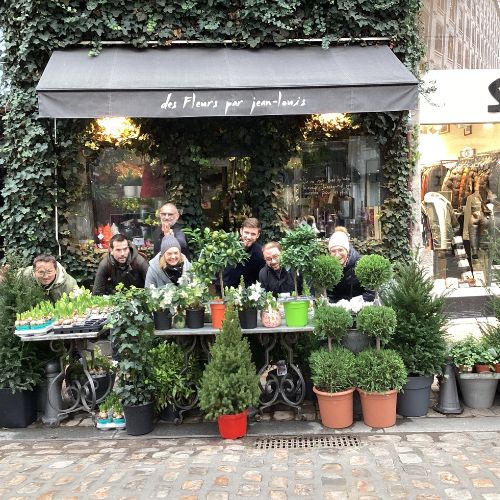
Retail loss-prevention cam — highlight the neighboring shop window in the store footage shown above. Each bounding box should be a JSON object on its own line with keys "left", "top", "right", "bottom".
{"left": 284, "top": 137, "right": 382, "bottom": 240}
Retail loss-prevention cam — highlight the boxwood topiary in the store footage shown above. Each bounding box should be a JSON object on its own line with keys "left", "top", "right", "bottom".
{"left": 310, "top": 255, "right": 343, "bottom": 298}
{"left": 356, "top": 305, "right": 397, "bottom": 350}
{"left": 313, "top": 305, "right": 353, "bottom": 351}
{"left": 354, "top": 348, "right": 407, "bottom": 393}
{"left": 354, "top": 255, "right": 393, "bottom": 303}
{"left": 309, "top": 346, "right": 357, "bottom": 393}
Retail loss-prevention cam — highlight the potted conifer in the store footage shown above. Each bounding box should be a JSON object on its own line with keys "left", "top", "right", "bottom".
{"left": 0, "top": 263, "right": 46, "bottom": 428}
{"left": 198, "top": 305, "right": 260, "bottom": 438}
{"left": 384, "top": 260, "right": 448, "bottom": 417}
{"left": 279, "top": 225, "right": 322, "bottom": 326}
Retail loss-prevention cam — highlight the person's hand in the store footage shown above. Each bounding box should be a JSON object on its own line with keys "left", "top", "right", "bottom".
{"left": 162, "top": 222, "right": 173, "bottom": 236}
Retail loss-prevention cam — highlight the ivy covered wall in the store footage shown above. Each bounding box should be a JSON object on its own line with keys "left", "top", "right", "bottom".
{"left": 0, "top": 0, "right": 425, "bottom": 269}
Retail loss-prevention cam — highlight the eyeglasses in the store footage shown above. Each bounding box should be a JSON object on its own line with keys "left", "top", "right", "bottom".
{"left": 264, "top": 256, "right": 279, "bottom": 263}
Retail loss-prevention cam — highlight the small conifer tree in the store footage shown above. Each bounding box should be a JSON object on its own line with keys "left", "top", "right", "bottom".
{"left": 384, "top": 259, "right": 447, "bottom": 376}
{"left": 198, "top": 305, "right": 260, "bottom": 419}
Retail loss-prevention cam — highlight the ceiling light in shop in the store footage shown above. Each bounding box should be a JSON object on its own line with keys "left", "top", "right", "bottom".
{"left": 483, "top": 123, "right": 494, "bottom": 130}
{"left": 94, "top": 117, "right": 141, "bottom": 143}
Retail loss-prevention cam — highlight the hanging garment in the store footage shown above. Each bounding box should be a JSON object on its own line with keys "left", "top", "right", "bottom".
{"left": 463, "top": 193, "right": 482, "bottom": 241}
{"left": 424, "top": 192, "right": 457, "bottom": 250}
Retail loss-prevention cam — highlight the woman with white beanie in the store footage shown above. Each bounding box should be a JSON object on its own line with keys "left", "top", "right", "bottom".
{"left": 326, "top": 227, "right": 374, "bottom": 303}
{"left": 145, "top": 235, "right": 192, "bottom": 288}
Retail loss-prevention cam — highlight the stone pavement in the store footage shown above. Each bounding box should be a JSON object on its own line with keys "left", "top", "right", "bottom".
{"left": 1, "top": 431, "right": 500, "bottom": 499}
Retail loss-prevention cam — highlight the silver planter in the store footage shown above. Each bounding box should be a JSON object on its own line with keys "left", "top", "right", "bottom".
{"left": 458, "top": 373, "right": 499, "bottom": 409}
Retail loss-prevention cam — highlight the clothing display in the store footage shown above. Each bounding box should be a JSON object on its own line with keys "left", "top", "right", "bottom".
{"left": 423, "top": 192, "right": 457, "bottom": 250}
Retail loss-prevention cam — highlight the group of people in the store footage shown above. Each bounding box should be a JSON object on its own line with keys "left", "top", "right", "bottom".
{"left": 24, "top": 202, "right": 372, "bottom": 305}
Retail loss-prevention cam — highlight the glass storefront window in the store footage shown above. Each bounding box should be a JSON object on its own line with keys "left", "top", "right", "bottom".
{"left": 284, "top": 137, "right": 382, "bottom": 240}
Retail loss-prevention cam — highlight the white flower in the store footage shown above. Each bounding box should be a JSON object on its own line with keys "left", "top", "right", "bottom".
{"left": 335, "top": 299, "right": 351, "bottom": 311}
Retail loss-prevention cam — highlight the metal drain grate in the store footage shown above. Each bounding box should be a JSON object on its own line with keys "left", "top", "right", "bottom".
{"left": 255, "top": 435, "right": 361, "bottom": 450}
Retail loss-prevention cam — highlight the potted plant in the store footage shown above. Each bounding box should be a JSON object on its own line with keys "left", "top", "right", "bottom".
{"left": 312, "top": 304, "right": 353, "bottom": 351}
{"left": 225, "top": 278, "right": 266, "bottom": 329}
{"left": 0, "top": 263, "right": 47, "bottom": 428}
{"left": 108, "top": 284, "right": 155, "bottom": 435}
{"left": 88, "top": 345, "right": 115, "bottom": 403}
{"left": 310, "top": 255, "right": 343, "bottom": 299}
{"left": 481, "top": 323, "right": 500, "bottom": 373}
{"left": 96, "top": 391, "right": 125, "bottom": 430}
{"left": 309, "top": 346, "right": 357, "bottom": 428}
{"left": 198, "top": 305, "right": 260, "bottom": 438}
{"left": 354, "top": 348, "right": 407, "bottom": 428}
{"left": 449, "top": 336, "right": 499, "bottom": 409}
{"left": 118, "top": 168, "right": 142, "bottom": 198}
{"left": 261, "top": 291, "right": 282, "bottom": 328}
{"left": 148, "top": 284, "right": 178, "bottom": 331}
{"left": 354, "top": 254, "right": 393, "bottom": 305}
{"left": 177, "top": 277, "right": 209, "bottom": 329}
{"left": 190, "top": 228, "right": 248, "bottom": 329}
{"left": 149, "top": 340, "right": 196, "bottom": 422}
{"left": 384, "top": 259, "right": 448, "bottom": 417}
{"left": 279, "top": 225, "right": 323, "bottom": 326}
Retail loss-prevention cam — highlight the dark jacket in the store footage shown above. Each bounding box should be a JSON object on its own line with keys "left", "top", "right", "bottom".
{"left": 153, "top": 223, "right": 190, "bottom": 259}
{"left": 326, "top": 248, "right": 375, "bottom": 303}
{"left": 259, "top": 266, "right": 303, "bottom": 296}
{"left": 221, "top": 242, "right": 265, "bottom": 290}
{"left": 93, "top": 243, "right": 149, "bottom": 295}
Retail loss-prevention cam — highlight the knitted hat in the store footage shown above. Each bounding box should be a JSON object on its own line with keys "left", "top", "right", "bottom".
{"left": 160, "top": 235, "right": 181, "bottom": 256}
{"left": 328, "top": 230, "right": 350, "bottom": 252}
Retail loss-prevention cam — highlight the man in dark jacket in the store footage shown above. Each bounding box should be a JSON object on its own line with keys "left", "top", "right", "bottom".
{"left": 221, "top": 217, "right": 265, "bottom": 290}
{"left": 152, "top": 203, "right": 190, "bottom": 259}
{"left": 326, "top": 228, "right": 374, "bottom": 303}
{"left": 93, "top": 234, "right": 149, "bottom": 295}
{"left": 259, "top": 241, "right": 302, "bottom": 296}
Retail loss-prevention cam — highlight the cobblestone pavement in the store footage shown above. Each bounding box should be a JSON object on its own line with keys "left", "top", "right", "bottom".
{"left": 1, "top": 431, "right": 499, "bottom": 499}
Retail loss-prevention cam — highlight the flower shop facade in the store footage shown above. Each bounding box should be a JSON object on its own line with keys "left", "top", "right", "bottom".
{"left": 32, "top": 43, "right": 418, "bottom": 274}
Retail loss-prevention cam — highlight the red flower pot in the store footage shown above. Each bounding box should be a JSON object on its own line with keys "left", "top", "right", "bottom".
{"left": 217, "top": 409, "right": 248, "bottom": 439}
{"left": 358, "top": 388, "right": 398, "bottom": 428}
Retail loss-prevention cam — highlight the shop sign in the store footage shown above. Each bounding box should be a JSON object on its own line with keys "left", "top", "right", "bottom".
{"left": 419, "top": 69, "right": 500, "bottom": 124}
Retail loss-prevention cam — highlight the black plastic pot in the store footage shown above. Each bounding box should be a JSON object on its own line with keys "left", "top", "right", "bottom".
{"left": 92, "top": 373, "right": 115, "bottom": 403}
{"left": 396, "top": 375, "right": 434, "bottom": 417}
{"left": 124, "top": 402, "right": 155, "bottom": 435}
{"left": 153, "top": 310, "right": 172, "bottom": 330}
{"left": 0, "top": 388, "right": 38, "bottom": 428}
{"left": 186, "top": 308, "right": 205, "bottom": 329}
{"left": 159, "top": 403, "right": 181, "bottom": 423}
{"left": 239, "top": 308, "right": 257, "bottom": 329}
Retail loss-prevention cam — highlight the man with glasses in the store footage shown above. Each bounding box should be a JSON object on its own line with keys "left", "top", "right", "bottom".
{"left": 259, "top": 241, "right": 302, "bottom": 296}
{"left": 22, "top": 254, "right": 79, "bottom": 302}
{"left": 152, "top": 202, "right": 190, "bottom": 259}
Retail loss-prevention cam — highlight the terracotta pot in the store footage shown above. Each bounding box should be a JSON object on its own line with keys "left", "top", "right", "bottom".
{"left": 475, "top": 364, "right": 491, "bottom": 373}
{"left": 313, "top": 386, "right": 355, "bottom": 429}
{"left": 495, "top": 363, "right": 500, "bottom": 374}
{"left": 358, "top": 388, "right": 398, "bottom": 428}
{"left": 210, "top": 302, "right": 226, "bottom": 329}
{"left": 261, "top": 309, "right": 282, "bottom": 328}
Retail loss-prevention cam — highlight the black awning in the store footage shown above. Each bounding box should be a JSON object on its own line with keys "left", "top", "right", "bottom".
{"left": 36, "top": 45, "right": 418, "bottom": 118}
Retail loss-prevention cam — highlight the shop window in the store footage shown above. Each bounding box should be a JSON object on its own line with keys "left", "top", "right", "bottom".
{"left": 283, "top": 137, "right": 381, "bottom": 240}
{"left": 447, "top": 34, "right": 454, "bottom": 61}
{"left": 85, "top": 148, "right": 165, "bottom": 250}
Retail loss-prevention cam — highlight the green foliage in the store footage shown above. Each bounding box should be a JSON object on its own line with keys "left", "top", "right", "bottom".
{"left": 149, "top": 341, "right": 196, "bottom": 412}
{"left": 356, "top": 305, "right": 397, "bottom": 349}
{"left": 354, "top": 348, "right": 408, "bottom": 393}
{"left": 313, "top": 305, "right": 353, "bottom": 347}
{"left": 0, "top": 2, "right": 424, "bottom": 263}
{"left": 449, "top": 336, "right": 497, "bottom": 370}
{"left": 309, "top": 346, "right": 356, "bottom": 393}
{"left": 310, "top": 255, "right": 343, "bottom": 297}
{"left": 280, "top": 225, "right": 323, "bottom": 295}
{"left": 0, "top": 261, "right": 48, "bottom": 391}
{"left": 354, "top": 254, "right": 393, "bottom": 291}
{"left": 89, "top": 345, "right": 114, "bottom": 375}
{"left": 384, "top": 260, "right": 447, "bottom": 376}
{"left": 481, "top": 325, "right": 500, "bottom": 363}
{"left": 108, "top": 284, "right": 155, "bottom": 406}
{"left": 190, "top": 228, "right": 248, "bottom": 297}
{"left": 198, "top": 305, "right": 260, "bottom": 419}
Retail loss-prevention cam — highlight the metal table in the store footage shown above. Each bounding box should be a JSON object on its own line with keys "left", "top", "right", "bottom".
{"left": 155, "top": 323, "right": 314, "bottom": 421}
{"left": 19, "top": 330, "right": 112, "bottom": 426}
